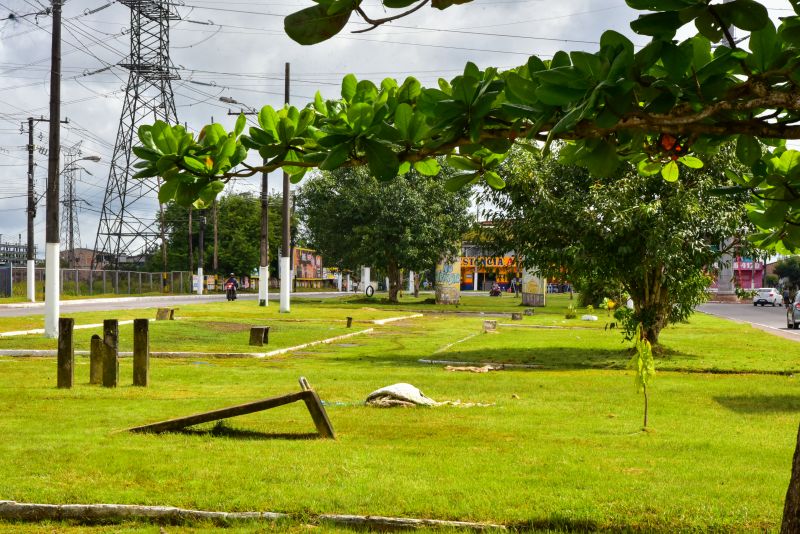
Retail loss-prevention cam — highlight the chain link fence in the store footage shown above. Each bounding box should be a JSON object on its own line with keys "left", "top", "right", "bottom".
{"left": 1, "top": 268, "right": 194, "bottom": 299}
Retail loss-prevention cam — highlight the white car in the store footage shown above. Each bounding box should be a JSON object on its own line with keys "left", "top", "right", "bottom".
{"left": 753, "top": 288, "right": 782, "bottom": 306}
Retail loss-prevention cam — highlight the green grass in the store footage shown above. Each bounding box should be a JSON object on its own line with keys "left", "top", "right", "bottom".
{"left": 0, "top": 297, "right": 797, "bottom": 532}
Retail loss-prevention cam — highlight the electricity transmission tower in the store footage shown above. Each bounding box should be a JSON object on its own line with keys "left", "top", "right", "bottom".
{"left": 93, "top": 0, "right": 178, "bottom": 268}
{"left": 60, "top": 145, "right": 82, "bottom": 267}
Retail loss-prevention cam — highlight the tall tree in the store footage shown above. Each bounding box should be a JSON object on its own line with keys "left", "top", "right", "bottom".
{"left": 295, "top": 166, "right": 472, "bottom": 302}
{"left": 148, "top": 193, "right": 286, "bottom": 278}
{"left": 485, "top": 147, "right": 750, "bottom": 344}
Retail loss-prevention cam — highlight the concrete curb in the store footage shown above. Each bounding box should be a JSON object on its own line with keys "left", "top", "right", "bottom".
{"left": 372, "top": 313, "right": 423, "bottom": 325}
{"left": 0, "top": 328, "right": 375, "bottom": 359}
{"left": 0, "top": 320, "right": 136, "bottom": 337}
{"left": 0, "top": 500, "right": 506, "bottom": 530}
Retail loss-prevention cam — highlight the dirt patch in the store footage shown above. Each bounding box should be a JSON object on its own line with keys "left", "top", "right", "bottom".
{"left": 201, "top": 321, "right": 253, "bottom": 333}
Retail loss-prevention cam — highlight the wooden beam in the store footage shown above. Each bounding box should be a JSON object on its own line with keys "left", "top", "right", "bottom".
{"left": 127, "top": 389, "right": 335, "bottom": 439}
{"left": 132, "top": 319, "right": 149, "bottom": 387}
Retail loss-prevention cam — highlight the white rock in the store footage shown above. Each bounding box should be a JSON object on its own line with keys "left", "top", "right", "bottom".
{"left": 581, "top": 315, "right": 598, "bottom": 321}
{"left": 366, "top": 383, "right": 437, "bottom": 406}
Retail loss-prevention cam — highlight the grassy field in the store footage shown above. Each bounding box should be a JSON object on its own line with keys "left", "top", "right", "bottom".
{"left": 0, "top": 295, "right": 798, "bottom": 532}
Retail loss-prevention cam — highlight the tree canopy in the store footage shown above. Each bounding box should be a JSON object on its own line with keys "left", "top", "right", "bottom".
{"left": 295, "top": 166, "right": 472, "bottom": 302}
{"left": 146, "top": 193, "right": 287, "bottom": 277}
{"left": 134, "top": 0, "right": 800, "bottom": 253}
{"left": 775, "top": 255, "right": 800, "bottom": 289}
{"left": 484, "top": 146, "right": 749, "bottom": 344}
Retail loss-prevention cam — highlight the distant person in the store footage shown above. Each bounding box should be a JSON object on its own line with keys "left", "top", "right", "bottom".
{"left": 784, "top": 288, "right": 791, "bottom": 308}
{"left": 510, "top": 277, "right": 517, "bottom": 295}
{"left": 224, "top": 273, "right": 239, "bottom": 301}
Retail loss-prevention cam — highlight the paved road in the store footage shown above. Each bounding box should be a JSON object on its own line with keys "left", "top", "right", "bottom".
{"left": 0, "top": 292, "right": 350, "bottom": 318}
{"left": 698, "top": 302, "right": 800, "bottom": 342}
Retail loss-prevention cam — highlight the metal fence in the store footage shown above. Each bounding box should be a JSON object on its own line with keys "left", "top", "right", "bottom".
{"left": 3, "top": 268, "right": 195, "bottom": 299}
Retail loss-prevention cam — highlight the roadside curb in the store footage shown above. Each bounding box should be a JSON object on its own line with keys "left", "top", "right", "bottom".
{"left": 0, "top": 500, "right": 506, "bottom": 531}
{"left": 0, "top": 328, "right": 375, "bottom": 359}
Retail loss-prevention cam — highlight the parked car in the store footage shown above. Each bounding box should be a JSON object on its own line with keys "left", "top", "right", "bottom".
{"left": 788, "top": 293, "right": 800, "bottom": 330}
{"left": 753, "top": 288, "right": 782, "bottom": 306}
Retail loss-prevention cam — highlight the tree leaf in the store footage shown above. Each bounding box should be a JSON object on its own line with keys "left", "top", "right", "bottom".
{"left": 183, "top": 156, "right": 208, "bottom": 174}
{"left": 342, "top": 73, "right": 358, "bottom": 102}
{"left": 484, "top": 170, "right": 506, "bottom": 189}
{"left": 158, "top": 179, "right": 180, "bottom": 204}
{"left": 661, "top": 160, "right": 680, "bottom": 182}
{"left": 736, "top": 135, "right": 762, "bottom": 167}
{"left": 678, "top": 155, "right": 704, "bottom": 169}
{"left": 444, "top": 171, "right": 477, "bottom": 191}
{"left": 630, "top": 11, "right": 683, "bottom": 38}
{"left": 364, "top": 138, "right": 399, "bottom": 181}
{"left": 413, "top": 158, "right": 441, "bottom": 176}
{"left": 234, "top": 113, "right": 246, "bottom": 137}
{"left": 637, "top": 160, "right": 662, "bottom": 176}
{"left": 284, "top": 4, "right": 351, "bottom": 45}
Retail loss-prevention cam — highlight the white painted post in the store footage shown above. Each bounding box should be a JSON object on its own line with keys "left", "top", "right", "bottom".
{"left": 363, "top": 266, "right": 371, "bottom": 295}
{"left": 337, "top": 272, "right": 342, "bottom": 292}
{"left": 408, "top": 271, "right": 414, "bottom": 292}
{"left": 385, "top": 277, "right": 389, "bottom": 293}
{"left": 258, "top": 265, "right": 269, "bottom": 306}
{"left": 474, "top": 262, "right": 478, "bottom": 291}
{"left": 280, "top": 256, "right": 291, "bottom": 313}
{"left": 27, "top": 260, "right": 35, "bottom": 302}
{"left": 44, "top": 243, "right": 59, "bottom": 338}
{"left": 196, "top": 267, "right": 203, "bottom": 295}
{"left": 346, "top": 273, "right": 351, "bottom": 292}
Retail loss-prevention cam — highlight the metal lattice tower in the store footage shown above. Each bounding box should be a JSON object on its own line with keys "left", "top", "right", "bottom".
{"left": 61, "top": 144, "right": 82, "bottom": 267}
{"left": 93, "top": 0, "right": 179, "bottom": 268}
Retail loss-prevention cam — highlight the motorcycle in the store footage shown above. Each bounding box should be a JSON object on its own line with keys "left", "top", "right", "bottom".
{"left": 489, "top": 285, "right": 502, "bottom": 297}
{"left": 225, "top": 281, "right": 238, "bottom": 301}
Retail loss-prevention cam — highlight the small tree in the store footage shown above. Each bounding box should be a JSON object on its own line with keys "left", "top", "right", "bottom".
{"left": 484, "top": 147, "right": 750, "bottom": 344}
{"left": 295, "top": 167, "right": 472, "bottom": 302}
{"left": 630, "top": 324, "right": 655, "bottom": 429}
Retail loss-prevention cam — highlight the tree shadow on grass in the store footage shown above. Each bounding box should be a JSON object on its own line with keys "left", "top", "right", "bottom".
{"left": 714, "top": 394, "right": 800, "bottom": 414}
{"left": 170, "top": 421, "right": 320, "bottom": 440}
{"left": 327, "top": 347, "right": 634, "bottom": 371}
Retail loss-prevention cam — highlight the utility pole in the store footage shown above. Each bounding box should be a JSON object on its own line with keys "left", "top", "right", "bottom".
{"left": 280, "top": 62, "right": 291, "bottom": 313}
{"left": 188, "top": 207, "right": 193, "bottom": 274}
{"left": 224, "top": 102, "right": 269, "bottom": 306}
{"left": 43, "top": 0, "right": 63, "bottom": 338}
{"left": 24, "top": 116, "right": 65, "bottom": 302}
{"left": 259, "top": 170, "right": 269, "bottom": 306}
{"left": 26, "top": 117, "right": 36, "bottom": 302}
{"left": 213, "top": 199, "right": 218, "bottom": 274}
{"left": 197, "top": 209, "right": 205, "bottom": 295}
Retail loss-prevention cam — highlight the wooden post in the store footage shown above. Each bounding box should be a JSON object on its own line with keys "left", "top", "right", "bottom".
{"left": 57, "top": 317, "right": 74, "bottom": 389}
{"left": 249, "top": 326, "right": 269, "bottom": 346}
{"left": 133, "top": 319, "right": 149, "bottom": 387}
{"left": 102, "top": 319, "right": 119, "bottom": 388}
{"left": 89, "top": 334, "right": 102, "bottom": 385}
{"left": 346, "top": 317, "right": 353, "bottom": 328}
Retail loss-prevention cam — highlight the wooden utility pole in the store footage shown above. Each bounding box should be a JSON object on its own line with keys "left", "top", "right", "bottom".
{"left": 43, "top": 0, "right": 63, "bottom": 338}
{"left": 187, "top": 206, "right": 193, "bottom": 273}
{"left": 212, "top": 199, "right": 218, "bottom": 274}
{"left": 280, "top": 62, "right": 291, "bottom": 313}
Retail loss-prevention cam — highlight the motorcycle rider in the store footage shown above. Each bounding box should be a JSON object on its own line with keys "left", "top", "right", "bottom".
{"left": 224, "top": 273, "right": 239, "bottom": 301}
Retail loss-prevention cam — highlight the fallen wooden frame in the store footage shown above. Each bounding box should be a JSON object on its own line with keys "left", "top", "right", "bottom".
{"left": 127, "top": 378, "right": 335, "bottom": 439}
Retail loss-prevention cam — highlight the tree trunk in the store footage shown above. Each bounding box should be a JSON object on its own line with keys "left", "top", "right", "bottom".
{"left": 387, "top": 259, "right": 401, "bottom": 303}
{"left": 413, "top": 272, "right": 420, "bottom": 298}
{"left": 782, "top": 422, "right": 800, "bottom": 533}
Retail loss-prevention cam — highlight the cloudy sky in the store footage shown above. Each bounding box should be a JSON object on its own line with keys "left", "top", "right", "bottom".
{"left": 0, "top": 0, "right": 792, "bottom": 259}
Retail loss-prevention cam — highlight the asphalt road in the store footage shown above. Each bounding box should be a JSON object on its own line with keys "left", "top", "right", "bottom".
{"left": 698, "top": 302, "right": 800, "bottom": 342}
{"left": 0, "top": 292, "right": 350, "bottom": 318}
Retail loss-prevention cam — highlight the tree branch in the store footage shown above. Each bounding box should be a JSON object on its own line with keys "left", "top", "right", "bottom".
{"left": 352, "top": 0, "right": 429, "bottom": 34}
